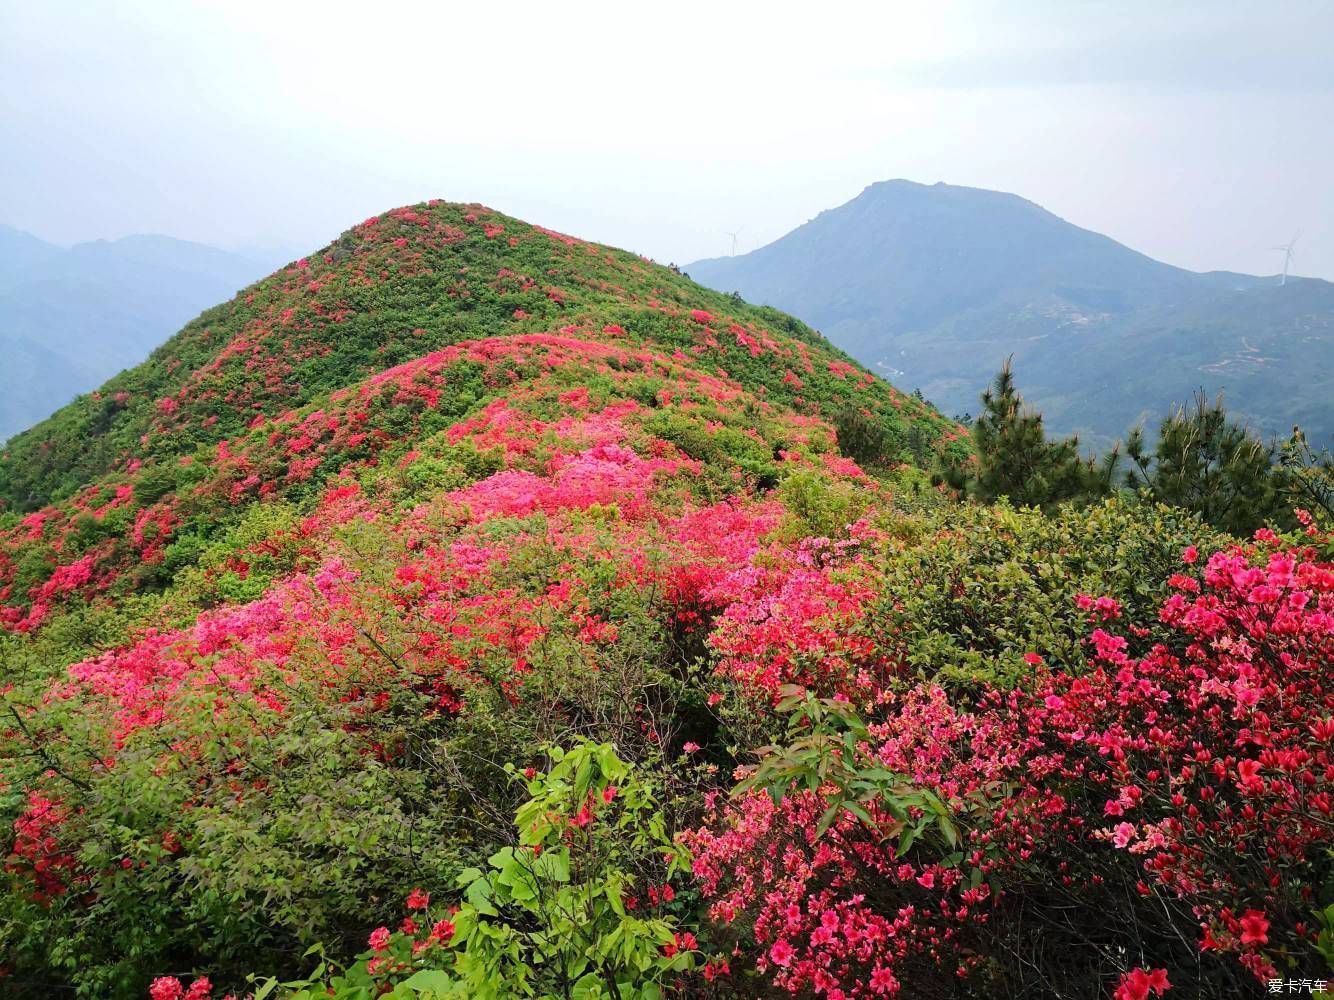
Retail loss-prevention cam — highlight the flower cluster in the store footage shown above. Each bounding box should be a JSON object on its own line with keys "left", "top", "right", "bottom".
{"left": 688, "top": 536, "right": 1333, "bottom": 995}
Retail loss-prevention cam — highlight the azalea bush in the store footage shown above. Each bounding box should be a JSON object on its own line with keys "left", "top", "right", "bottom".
{"left": 0, "top": 359, "right": 813, "bottom": 995}
{"left": 1, "top": 198, "right": 1330, "bottom": 1000}
{"left": 860, "top": 497, "right": 1225, "bottom": 691}
{"left": 0, "top": 665, "right": 470, "bottom": 997}
{"left": 702, "top": 496, "right": 1221, "bottom": 719}
{"left": 687, "top": 528, "right": 1334, "bottom": 998}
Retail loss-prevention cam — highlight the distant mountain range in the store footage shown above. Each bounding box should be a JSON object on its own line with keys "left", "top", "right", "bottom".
{"left": 0, "top": 225, "right": 283, "bottom": 442}
{"left": 687, "top": 180, "right": 1334, "bottom": 448}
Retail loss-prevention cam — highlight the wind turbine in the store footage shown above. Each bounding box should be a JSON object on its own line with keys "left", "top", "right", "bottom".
{"left": 724, "top": 227, "right": 744, "bottom": 257}
{"left": 1273, "top": 232, "right": 1300, "bottom": 286}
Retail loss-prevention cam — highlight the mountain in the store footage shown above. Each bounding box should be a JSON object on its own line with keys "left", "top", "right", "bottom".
{"left": 0, "top": 229, "right": 274, "bottom": 442}
{"left": 0, "top": 223, "right": 62, "bottom": 278}
{"left": 0, "top": 200, "right": 1326, "bottom": 1000}
{"left": 0, "top": 206, "right": 958, "bottom": 515}
{"left": 0, "top": 200, "right": 961, "bottom": 994}
{"left": 686, "top": 180, "right": 1334, "bottom": 448}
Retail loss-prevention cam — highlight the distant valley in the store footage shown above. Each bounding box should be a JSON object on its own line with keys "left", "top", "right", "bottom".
{"left": 687, "top": 180, "right": 1334, "bottom": 449}
{"left": 0, "top": 225, "right": 284, "bottom": 442}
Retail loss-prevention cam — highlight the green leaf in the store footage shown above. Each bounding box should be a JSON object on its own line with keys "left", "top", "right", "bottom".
{"left": 456, "top": 866, "right": 484, "bottom": 887}
{"left": 572, "top": 972, "right": 606, "bottom": 999}
{"left": 605, "top": 878, "right": 627, "bottom": 917}
{"left": 844, "top": 800, "right": 874, "bottom": 828}
{"left": 574, "top": 755, "right": 594, "bottom": 804}
{"left": 466, "top": 875, "right": 498, "bottom": 916}
{"left": 401, "top": 968, "right": 459, "bottom": 994}
{"left": 897, "top": 823, "right": 920, "bottom": 856}
{"left": 814, "top": 800, "right": 842, "bottom": 838}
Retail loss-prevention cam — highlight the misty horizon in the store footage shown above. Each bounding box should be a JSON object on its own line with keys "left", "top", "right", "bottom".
{"left": 4, "top": 175, "right": 1328, "bottom": 285}
{"left": 3, "top": 1, "right": 1332, "bottom": 280}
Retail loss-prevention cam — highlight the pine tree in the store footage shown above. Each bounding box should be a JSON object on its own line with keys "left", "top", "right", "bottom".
{"left": 948, "top": 360, "right": 1110, "bottom": 509}
{"left": 1279, "top": 426, "right": 1334, "bottom": 524}
{"left": 833, "top": 404, "right": 900, "bottom": 469}
{"left": 1125, "top": 391, "right": 1283, "bottom": 536}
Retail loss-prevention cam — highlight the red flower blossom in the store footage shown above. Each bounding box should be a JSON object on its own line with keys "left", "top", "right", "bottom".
{"left": 149, "top": 978, "right": 184, "bottom": 1000}
{"left": 1239, "top": 910, "right": 1269, "bottom": 946}
{"left": 406, "top": 887, "right": 430, "bottom": 910}
{"left": 1114, "top": 967, "right": 1171, "bottom": 1000}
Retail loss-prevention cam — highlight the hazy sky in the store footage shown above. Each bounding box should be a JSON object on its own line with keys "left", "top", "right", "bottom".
{"left": 4, "top": 1, "right": 1332, "bottom": 278}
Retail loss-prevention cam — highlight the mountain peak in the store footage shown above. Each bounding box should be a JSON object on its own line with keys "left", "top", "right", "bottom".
{"left": 687, "top": 182, "right": 1334, "bottom": 447}
{"left": 1, "top": 199, "right": 963, "bottom": 512}
{"left": 861, "top": 177, "right": 1044, "bottom": 206}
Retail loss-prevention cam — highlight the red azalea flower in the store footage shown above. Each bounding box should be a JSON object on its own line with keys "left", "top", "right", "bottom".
{"left": 431, "top": 919, "right": 455, "bottom": 944}
{"left": 1114, "top": 967, "right": 1171, "bottom": 1000}
{"left": 406, "top": 887, "right": 430, "bottom": 910}
{"left": 1239, "top": 910, "right": 1269, "bottom": 946}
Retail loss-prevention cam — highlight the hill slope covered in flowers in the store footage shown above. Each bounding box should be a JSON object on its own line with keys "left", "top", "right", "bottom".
{"left": 0, "top": 202, "right": 1330, "bottom": 1000}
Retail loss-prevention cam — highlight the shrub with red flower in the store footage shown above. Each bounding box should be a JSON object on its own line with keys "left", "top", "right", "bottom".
{"left": 8, "top": 195, "right": 1313, "bottom": 1000}
{"left": 1114, "top": 967, "right": 1171, "bottom": 1000}
{"left": 688, "top": 535, "right": 1334, "bottom": 995}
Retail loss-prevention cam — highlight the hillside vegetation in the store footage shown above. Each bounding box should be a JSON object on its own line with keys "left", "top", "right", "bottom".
{"left": 0, "top": 201, "right": 1329, "bottom": 1000}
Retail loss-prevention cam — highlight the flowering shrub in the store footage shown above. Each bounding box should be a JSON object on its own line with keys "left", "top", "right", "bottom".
{"left": 0, "top": 342, "right": 858, "bottom": 994}
{"left": 0, "top": 198, "right": 1328, "bottom": 1000}
{"left": 687, "top": 532, "right": 1334, "bottom": 996}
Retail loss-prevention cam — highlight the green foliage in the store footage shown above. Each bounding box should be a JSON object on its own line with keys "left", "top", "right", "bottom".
{"left": 955, "top": 366, "right": 1322, "bottom": 540}
{"left": 1279, "top": 429, "right": 1334, "bottom": 557}
{"left": 947, "top": 361, "right": 1112, "bottom": 509}
{"left": 396, "top": 438, "right": 505, "bottom": 503}
{"left": 832, "top": 404, "right": 900, "bottom": 469}
{"left": 452, "top": 743, "right": 691, "bottom": 999}
{"left": 736, "top": 686, "right": 965, "bottom": 852}
{"left": 775, "top": 468, "right": 873, "bottom": 541}
{"left": 1315, "top": 898, "right": 1334, "bottom": 985}
{"left": 1125, "top": 391, "right": 1287, "bottom": 536}
{"left": 865, "top": 497, "right": 1221, "bottom": 691}
{"left": 641, "top": 405, "right": 781, "bottom": 495}
{"left": 0, "top": 673, "right": 469, "bottom": 998}
{"left": 252, "top": 741, "right": 693, "bottom": 1000}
